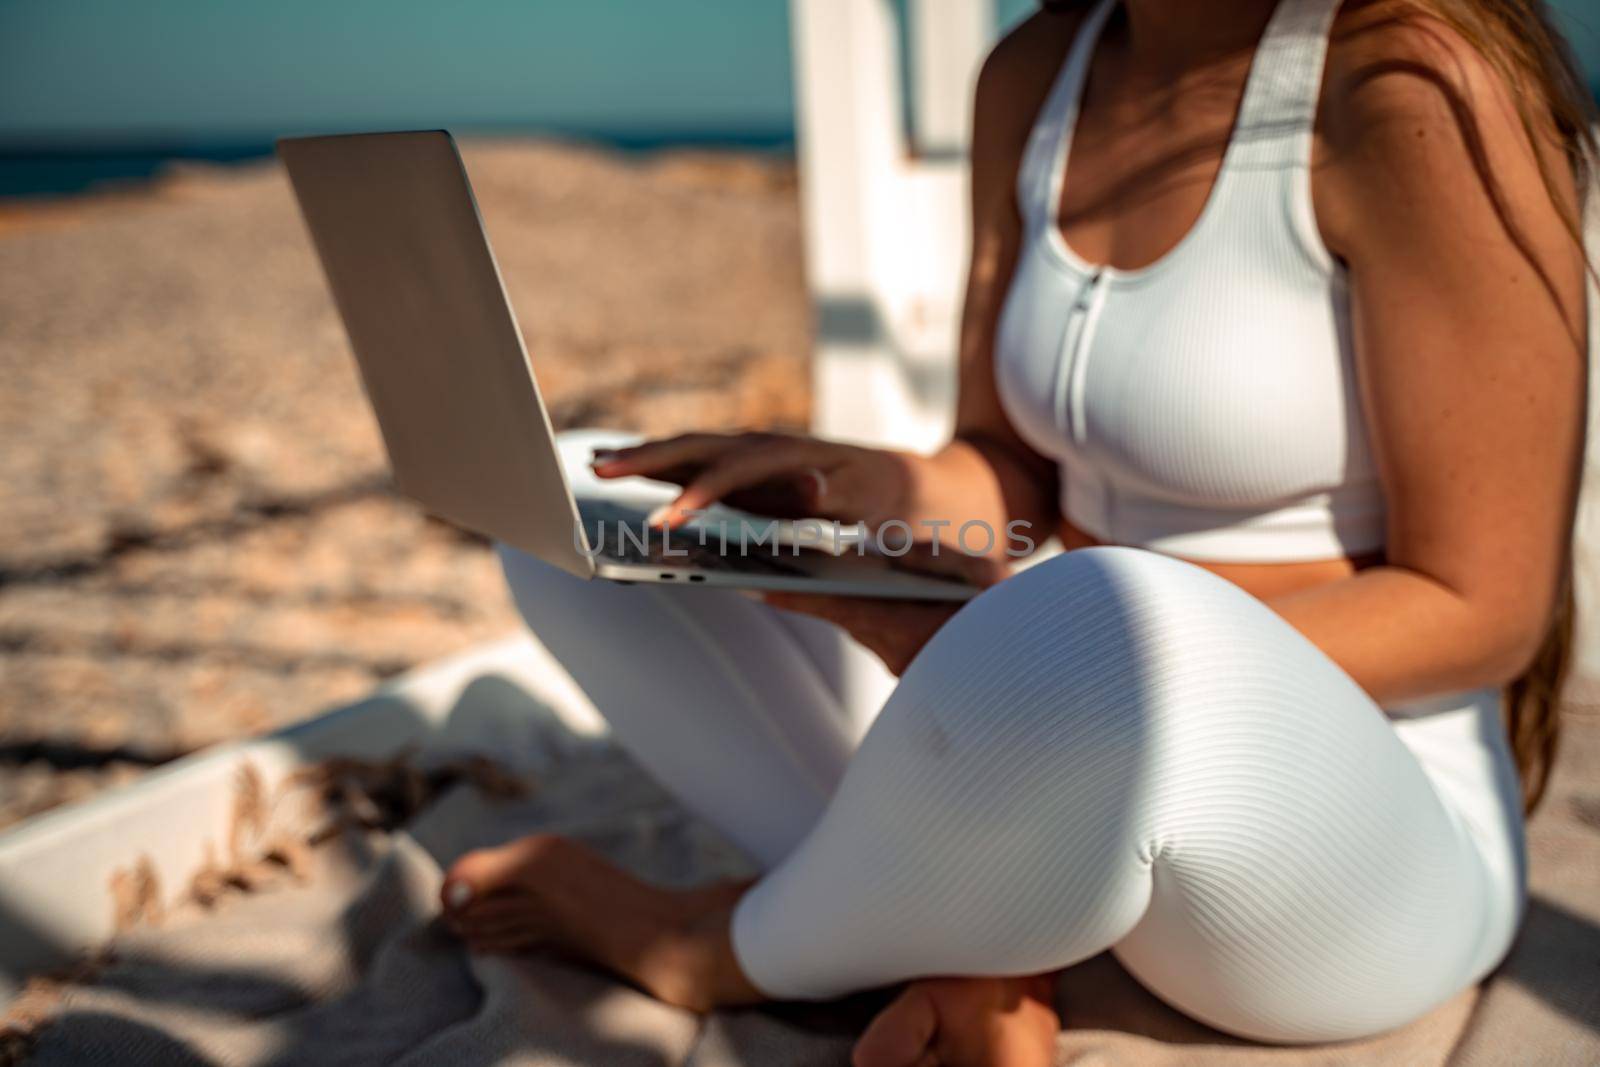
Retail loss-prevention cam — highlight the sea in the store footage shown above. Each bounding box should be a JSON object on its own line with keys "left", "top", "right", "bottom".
{"left": 0, "top": 0, "right": 1594, "bottom": 198}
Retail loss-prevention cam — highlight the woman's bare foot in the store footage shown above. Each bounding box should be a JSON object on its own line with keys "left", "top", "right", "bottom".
{"left": 851, "top": 974, "right": 1061, "bottom": 1067}
{"left": 443, "top": 832, "right": 1061, "bottom": 1064}
{"left": 439, "top": 833, "right": 760, "bottom": 1012}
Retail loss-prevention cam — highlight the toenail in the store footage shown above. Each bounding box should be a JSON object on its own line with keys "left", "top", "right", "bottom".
{"left": 446, "top": 881, "right": 473, "bottom": 909}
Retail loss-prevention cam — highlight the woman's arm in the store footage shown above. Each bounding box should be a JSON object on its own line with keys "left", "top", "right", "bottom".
{"left": 596, "top": 16, "right": 1069, "bottom": 557}
{"left": 908, "top": 16, "right": 1067, "bottom": 550}
{"left": 1270, "top": 12, "right": 1587, "bottom": 704}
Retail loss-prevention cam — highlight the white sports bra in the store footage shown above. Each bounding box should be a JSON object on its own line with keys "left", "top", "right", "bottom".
{"left": 995, "top": 0, "right": 1386, "bottom": 563}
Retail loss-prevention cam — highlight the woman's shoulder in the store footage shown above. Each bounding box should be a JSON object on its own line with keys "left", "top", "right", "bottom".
{"left": 972, "top": 9, "right": 1088, "bottom": 136}
{"left": 972, "top": 9, "right": 1084, "bottom": 158}
{"left": 980, "top": 7, "right": 1084, "bottom": 87}
{"left": 1314, "top": 0, "right": 1580, "bottom": 260}
{"left": 1320, "top": 0, "right": 1522, "bottom": 129}
{"left": 1317, "top": 0, "right": 1572, "bottom": 179}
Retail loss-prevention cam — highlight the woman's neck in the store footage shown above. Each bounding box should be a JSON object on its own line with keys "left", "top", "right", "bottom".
{"left": 1117, "top": 0, "right": 1280, "bottom": 74}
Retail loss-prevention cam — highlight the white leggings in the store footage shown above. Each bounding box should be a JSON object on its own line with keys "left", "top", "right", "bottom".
{"left": 497, "top": 459, "right": 1525, "bottom": 1044}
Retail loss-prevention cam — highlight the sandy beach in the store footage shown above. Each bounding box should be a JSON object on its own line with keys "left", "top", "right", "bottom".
{"left": 0, "top": 139, "right": 811, "bottom": 830}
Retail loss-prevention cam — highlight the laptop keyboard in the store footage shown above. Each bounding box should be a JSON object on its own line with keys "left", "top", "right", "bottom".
{"left": 579, "top": 500, "right": 809, "bottom": 577}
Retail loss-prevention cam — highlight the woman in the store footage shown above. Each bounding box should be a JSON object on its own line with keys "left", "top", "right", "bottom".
{"left": 442, "top": 0, "right": 1593, "bottom": 1061}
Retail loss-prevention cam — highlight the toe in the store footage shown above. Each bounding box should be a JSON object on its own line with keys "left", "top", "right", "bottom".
{"left": 456, "top": 897, "right": 538, "bottom": 926}
{"left": 853, "top": 984, "right": 938, "bottom": 1067}
{"left": 464, "top": 931, "right": 536, "bottom": 956}
{"left": 454, "top": 899, "right": 553, "bottom": 943}
{"left": 441, "top": 833, "right": 564, "bottom": 914}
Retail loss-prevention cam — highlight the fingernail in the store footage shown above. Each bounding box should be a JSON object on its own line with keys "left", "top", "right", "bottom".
{"left": 804, "top": 466, "right": 828, "bottom": 503}
{"left": 646, "top": 504, "right": 672, "bottom": 527}
{"left": 446, "top": 880, "right": 473, "bottom": 909}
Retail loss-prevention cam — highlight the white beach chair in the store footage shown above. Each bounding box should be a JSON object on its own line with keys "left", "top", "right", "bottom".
{"left": 790, "top": 0, "right": 996, "bottom": 452}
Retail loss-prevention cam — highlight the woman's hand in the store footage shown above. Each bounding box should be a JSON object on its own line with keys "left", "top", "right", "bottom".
{"left": 766, "top": 545, "right": 1005, "bottom": 676}
{"left": 765, "top": 594, "right": 959, "bottom": 678}
{"left": 590, "top": 432, "right": 921, "bottom": 530}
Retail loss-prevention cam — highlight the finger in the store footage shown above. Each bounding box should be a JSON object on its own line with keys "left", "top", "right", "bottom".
{"left": 852, "top": 984, "right": 939, "bottom": 1067}
{"left": 590, "top": 434, "right": 737, "bottom": 479}
{"left": 601, "top": 460, "right": 712, "bottom": 489}
{"left": 652, "top": 448, "right": 828, "bottom": 528}
{"left": 764, "top": 595, "right": 909, "bottom": 641}
{"left": 762, "top": 591, "right": 856, "bottom": 620}
{"left": 765, "top": 593, "right": 937, "bottom": 632}
{"left": 719, "top": 465, "right": 830, "bottom": 520}
{"left": 891, "top": 541, "right": 1007, "bottom": 587}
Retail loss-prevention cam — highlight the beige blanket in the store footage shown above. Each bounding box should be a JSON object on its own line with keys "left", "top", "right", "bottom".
{"left": 17, "top": 697, "right": 1600, "bottom": 1066}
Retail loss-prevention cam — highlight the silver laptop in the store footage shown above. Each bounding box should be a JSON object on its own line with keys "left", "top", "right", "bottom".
{"left": 277, "top": 130, "right": 974, "bottom": 601}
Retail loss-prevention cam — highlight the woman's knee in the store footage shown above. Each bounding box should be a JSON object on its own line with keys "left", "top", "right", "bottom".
{"left": 997, "top": 546, "right": 1240, "bottom": 633}
{"left": 496, "top": 541, "right": 575, "bottom": 620}
{"left": 906, "top": 548, "right": 1222, "bottom": 720}
{"left": 495, "top": 425, "right": 654, "bottom": 625}
{"left": 884, "top": 544, "right": 1330, "bottom": 776}
{"left": 495, "top": 539, "right": 657, "bottom": 645}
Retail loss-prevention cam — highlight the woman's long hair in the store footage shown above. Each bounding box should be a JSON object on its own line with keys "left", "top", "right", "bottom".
{"left": 1038, "top": 0, "right": 1597, "bottom": 810}
{"left": 1424, "top": 0, "right": 1593, "bottom": 813}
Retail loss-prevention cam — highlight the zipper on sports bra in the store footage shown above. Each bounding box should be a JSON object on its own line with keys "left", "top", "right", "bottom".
{"left": 1054, "top": 267, "right": 1105, "bottom": 446}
